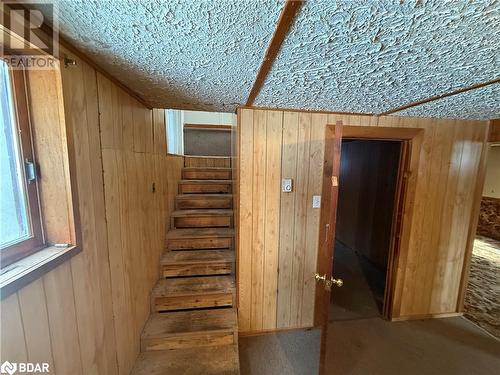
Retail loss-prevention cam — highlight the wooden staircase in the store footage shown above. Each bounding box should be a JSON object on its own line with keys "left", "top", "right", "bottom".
{"left": 132, "top": 159, "right": 239, "bottom": 374}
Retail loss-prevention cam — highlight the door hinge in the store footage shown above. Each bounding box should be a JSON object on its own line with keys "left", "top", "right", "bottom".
{"left": 331, "top": 176, "right": 338, "bottom": 187}
{"left": 25, "top": 159, "right": 37, "bottom": 183}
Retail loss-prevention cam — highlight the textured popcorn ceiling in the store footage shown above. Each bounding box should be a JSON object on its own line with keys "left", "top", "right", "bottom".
{"left": 254, "top": 0, "right": 500, "bottom": 118}
{"left": 49, "top": 0, "right": 282, "bottom": 111}
{"left": 394, "top": 84, "right": 500, "bottom": 120}
{"left": 44, "top": 1, "right": 499, "bottom": 118}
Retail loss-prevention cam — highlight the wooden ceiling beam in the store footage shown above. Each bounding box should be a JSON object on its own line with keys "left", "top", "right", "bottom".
{"left": 245, "top": 0, "right": 303, "bottom": 106}
{"left": 381, "top": 78, "right": 500, "bottom": 116}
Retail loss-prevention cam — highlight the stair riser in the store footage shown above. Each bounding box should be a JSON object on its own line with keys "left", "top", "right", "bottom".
{"left": 141, "top": 331, "right": 236, "bottom": 351}
{"left": 173, "top": 216, "right": 233, "bottom": 228}
{"left": 182, "top": 170, "right": 232, "bottom": 180}
{"left": 167, "top": 238, "right": 233, "bottom": 250}
{"left": 176, "top": 198, "right": 233, "bottom": 210}
{"left": 154, "top": 294, "right": 233, "bottom": 312}
{"left": 163, "top": 263, "right": 233, "bottom": 277}
{"left": 179, "top": 183, "right": 232, "bottom": 194}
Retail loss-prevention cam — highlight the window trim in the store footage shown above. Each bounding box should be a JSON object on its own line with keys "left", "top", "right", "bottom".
{"left": 1, "top": 67, "right": 45, "bottom": 267}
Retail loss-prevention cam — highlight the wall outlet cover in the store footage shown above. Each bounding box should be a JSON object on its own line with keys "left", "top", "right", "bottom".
{"left": 313, "top": 195, "right": 321, "bottom": 208}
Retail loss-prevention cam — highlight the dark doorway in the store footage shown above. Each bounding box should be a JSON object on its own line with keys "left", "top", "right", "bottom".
{"left": 330, "top": 139, "right": 402, "bottom": 321}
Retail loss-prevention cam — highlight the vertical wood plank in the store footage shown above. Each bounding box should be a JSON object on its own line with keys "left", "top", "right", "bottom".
{"left": 102, "top": 148, "right": 134, "bottom": 374}
{"left": 0, "top": 293, "right": 27, "bottom": 363}
{"left": 238, "top": 109, "right": 254, "bottom": 331}
{"left": 302, "top": 114, "right": 326, "bottom": 326}
{"left": 121, "top": 92, "right": 134, "bottom": 152}
{"left": 290, "top": 112, "right": 311, "bottom": 327}
{"left": 18, "top": 279, "right": 55, "bottom": 370}
{"left": 60, "top": 56, "right": 105, "bottom": 374}
{"left": 84, "top": 63, "right": 118, "bottom": 375}
{"left": 262, "top": 111, "right": 282, "bottom": 329}
{"left": 277, "top": 112, "right": 298, "bottom": 328}
{"left": 250, "top": 110, "right": 267, "bottom": 331}
{"left": 97, "top": 74, "right": 114, "bottom": 150}
{"left": 43, "top": 263, "right": 83, "bottom": 375}
{"left": 440, "top": 123, "right": 484, "bottom": 311}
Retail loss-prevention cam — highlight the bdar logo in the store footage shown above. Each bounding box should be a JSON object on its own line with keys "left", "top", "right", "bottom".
{"left": 0, "top": 361, "right": 17, "bottom": 375}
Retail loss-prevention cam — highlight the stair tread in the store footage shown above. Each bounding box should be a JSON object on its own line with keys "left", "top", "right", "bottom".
{"left": 143, "top": 309, "right": 237, "bottom": 339}
{"left": 166, "top": 228, "right": 234, "bottom": 239}
{"left": 177, "top": 194, "right": 233, "bottom": 199}
{"left": 152, "top": 276, "right": 234, "bottom": 298}
{"left": 178, "top": 179, "right": 232, "bottom": 184}
{"left": 183, "top": 167, "right": 232, "bottom": 171}
{"left": 171, "top": 209, "right": 233, "bottom": 217}
{"left": 161, "top": 249, "right": 234, "bottom": 265}
{"left": 132, "top": 345, "right": 240, "bottom": 375}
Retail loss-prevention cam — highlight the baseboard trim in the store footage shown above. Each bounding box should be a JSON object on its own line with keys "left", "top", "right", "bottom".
{"left": 391, "top": 312, "right": 463, "bottom": 322}
{"left": 239, "top": 326, "right": 316, "bottom": 337}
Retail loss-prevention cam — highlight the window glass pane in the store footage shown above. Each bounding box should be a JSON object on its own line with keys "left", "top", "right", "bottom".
{"left": 166, "top": 109, "right": 184, "bottom": 155}
{"left": 0, "top": 61, "right": 30, "bottom": 248}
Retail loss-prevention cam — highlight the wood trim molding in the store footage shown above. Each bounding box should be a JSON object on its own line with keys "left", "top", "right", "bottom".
{"left": 391, "top": 312, "right": 463, "bottom": 322}
{"left": 239, "top": 326, "right": 315, "bottom": 337}
{"left": 184, "top": 123, "right": 232, "bottom": 131}
{"left": 245, "top": 0, "right": 303, "bottom": 106}
{"left": 381, "top": 79, "right": 500, "bottom": 116}
{"left": 488, "top": 119, "right": 500, "bottom": 143}
{"left": 240, "top": 105, "right": 370, "bottom": 117}
{"left": 321, "top": 125, "right": 424, "bottom": 322}
{"left": 0, "top": 245, "right": 81, "bottom": 299}
{"left": 342, "top": 125, "right": 422, "bottom": 140}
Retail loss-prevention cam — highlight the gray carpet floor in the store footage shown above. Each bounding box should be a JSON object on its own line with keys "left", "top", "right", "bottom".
{"left": 239, "top": 242, "right": 500, "bottom": 375}
{"left": 239, "top": 317, "right": 500, "bottom": 375}
{"left": 239, "top": 329, "right": 321, "bottom": 375}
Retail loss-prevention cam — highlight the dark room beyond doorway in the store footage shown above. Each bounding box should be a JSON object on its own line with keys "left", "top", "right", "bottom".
{"left": 331, "top": 139, "right": 402, "bottom": 321}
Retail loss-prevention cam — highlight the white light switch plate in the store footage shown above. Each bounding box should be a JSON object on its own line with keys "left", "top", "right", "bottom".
{"left": 312, "top": 195, "right": 321, "bottom": 208}
{"left": 282, "top": 178, "right": 293, "bottom": 193}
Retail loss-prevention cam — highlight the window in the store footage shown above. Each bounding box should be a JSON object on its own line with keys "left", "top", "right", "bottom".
{"left": 0, "top": 61, "right": 44, "bottom": 267}
{"left": 166, "top": 109, "right": 184, "bottom": 155}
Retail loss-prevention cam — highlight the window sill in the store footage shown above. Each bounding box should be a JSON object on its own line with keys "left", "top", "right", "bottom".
{"left": 1, "top": 244, "right": 80, "bottom": 299}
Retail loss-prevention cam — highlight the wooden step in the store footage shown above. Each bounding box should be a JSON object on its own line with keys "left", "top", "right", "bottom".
{"left": 161, "top": 249, "right": 234, "bottom": 277}
{"left": 131, "top": 345, "right": 240, "bottom": 375}
{"left": 178, "top": 180, "right": 232, "bottom": 194}
{"left": 182, "top": 167, "right": 232, "bottom": 180}
{"left": 151, "top": 276, "right": 234, "bottom": 312}
{"left": 171, "top": 209, "right": 233, "bottom": 228}
{"left": 176, "top": 194, "right": 233, "bottom": 209}
{"left": 166, "top": 228, "right": 234, "bottom": 250}
{"left": 141, "top": 309, "right": 237, "bottom": 351}
{"left": 184, "top": 156, "right": 231, "bottom": 168}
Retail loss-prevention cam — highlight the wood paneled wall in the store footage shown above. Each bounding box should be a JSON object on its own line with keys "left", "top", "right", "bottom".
{"left": 236, "top": 108, "right": 489, "bottom": 332}
{"left": 0, "top": 50, "right": 182, "bottom": 375}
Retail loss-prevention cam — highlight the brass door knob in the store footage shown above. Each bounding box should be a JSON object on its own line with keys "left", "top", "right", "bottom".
{"left": 314, "top": 273, "right": 327, "bottom": 282}
{"left": 330, "top": 277, "right": 343, "bottom": 287}
{"left": 314, "top": 273, "right": 343, "bottom": 291}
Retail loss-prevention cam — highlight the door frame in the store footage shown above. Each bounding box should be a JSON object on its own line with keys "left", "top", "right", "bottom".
{"left": 315, "top": 124, "right": 423, "bottom": 374}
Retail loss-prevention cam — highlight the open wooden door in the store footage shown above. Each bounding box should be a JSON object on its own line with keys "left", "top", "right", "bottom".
{"left": 313, "top": 121, "right": 343, "bottom": 374}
